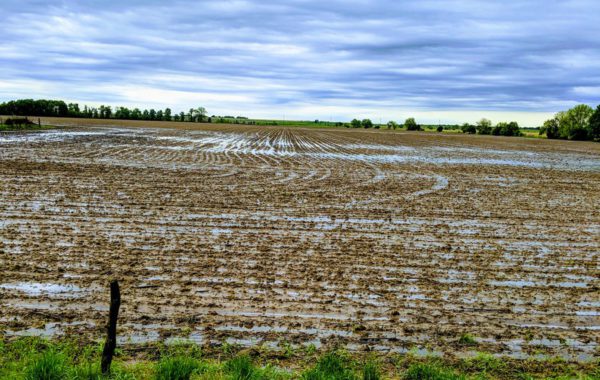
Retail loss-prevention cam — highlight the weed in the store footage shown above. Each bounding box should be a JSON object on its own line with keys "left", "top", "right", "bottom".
{"left": 404, "top": 363, "right": 465, "bottom": 380}
{"left": 225, "top": 355, "right": 256, "bottom": 380}
{"left": 24, "top": 349, "right": 68, "bottom": 380}
{"left": 154, "top": 355, "right": 201, "bottom": 380}
{"left": 362, "top": 360, "right": 380, "bottom": 380}
{"left": 302, "top": 351, "right": 357, "bottom": 380}
{"left": 458, "top": 333, "right": 477, "bottom": 346}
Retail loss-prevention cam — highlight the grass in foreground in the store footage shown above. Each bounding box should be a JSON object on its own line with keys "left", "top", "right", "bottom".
{"left": 1, "top": 338, "right": 598, "bottom": 380}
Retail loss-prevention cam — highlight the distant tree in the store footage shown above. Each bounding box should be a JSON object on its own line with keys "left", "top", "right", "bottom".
{"left": 0, "top": 99, "right": 68, "bottom": 117}
{"left": 149, "top": 109, "right": 157, "bottom": 121}
{"left": 437, "top": 126, "right": 444, "bottom": 132}
{"left": 68, "top": 103, "right": 81, "bottom": 117}
{"left": 476, "top": 118, "right": 492, "bottom": 135}
{"left": 387, "top": 121, "right": 398, "bottom": 129}
{"left": 115, "top": 107, "right": 131, "bottom": 119}
{"left": 179, "top": 112, "right": 185, "bottom": 122}
{"left": 589, "top": 105, "right": 600, "bottom": 141}
{"left": 542, "top": 117, "right": 560, "bottom": 139}
{"left": 362, "top": 119, "right": 373, "bottom": 128}
{"left": 196, "top": 107, "right": 207, "bottom": 122}
{"left": 142, "top": 110, "right": 150, "bottom": 120}
{"left": 492, "top": 122, "right": 506, "bottom": 136}
{"left": 164, "top": 108, "right": 172, "bottom": 121}
{"left": 404, "top": 117, "right": 421, "bottom": 131}
{"left": 561, "top": 104, "right": 593, "bottom": 140}
{"left": 461, "top": 123, "right": 476, "bottom": 134}
{"left": 504, "top": 121, "right": 521, "bottom": 136}
{"left": 350, "top": 119, "right": 362, "bottom": 128}
{"left": 156, "top": 110, "right": 164, "bottom": 121}
{"left": 131, "top": 108, "right": 142, "bottom": 120}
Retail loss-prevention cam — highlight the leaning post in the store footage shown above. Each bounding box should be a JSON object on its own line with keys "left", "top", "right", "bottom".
{"left": 101, "top": 280, "right": 121, "bottom": 374}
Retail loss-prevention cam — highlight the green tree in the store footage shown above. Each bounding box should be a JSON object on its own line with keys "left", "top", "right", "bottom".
{"left": 149, "top": 109, "right": 157, "bottom": 120}
{"left": 196, "top": 107, "right": 207, "bottom": 122}
{"left": 387, "top": 121, "right": 398, "bottom": 130}
{"left": 361, "top": 119, "right": 373, "bottom": 128}
{"left": 164, "top": 108, "right": 172, "bottom": 121}
{"left": 542, "top": 117, "right": 560, "bottom": 139}
{"left": 589, "top": 105, "right": 600, "bottom": 141}
{"left": 131, "top": 108, "right": 142, "bottom": 120}
{"left": 476, "top": 118, "right": 492, "bottom": 135}
{"left": 404, "top": 117, "right": 421, "bottom": 131}
{"left": 504, "top": 121, "right": 521, "bottom": 136}
{"left": 560, "top": 104, "right": 593, "bottom": 140}
{"left": 492, "top": 122, "right": 506, "bottom": 136}
{"left": 350, "top": 119, "right": 362, "bottom": 128}
{"left": 436, "top": 126, "right": 443, "bottom": 132}
{"left": 105, "top": 106, "right": 112, "bottom": 119}
{"left": 461, "top": 123, "right": 476, "bottom": 134}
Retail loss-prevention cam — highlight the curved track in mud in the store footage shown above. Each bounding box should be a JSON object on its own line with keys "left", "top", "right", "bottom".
{"left": 1, "top": 121, "right": 599, "bottom": 361}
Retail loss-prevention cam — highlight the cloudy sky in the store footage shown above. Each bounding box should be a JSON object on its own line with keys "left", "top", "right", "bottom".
{"left": 1, "top": 1, "right": 599, "bottom": 126}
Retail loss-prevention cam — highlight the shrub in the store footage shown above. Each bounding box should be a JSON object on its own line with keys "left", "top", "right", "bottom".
{"left": 4, "top": 117, "right": 36, "bottom": 127}
{"left": 436, "top": 126, "right": 443, "bottom": 132}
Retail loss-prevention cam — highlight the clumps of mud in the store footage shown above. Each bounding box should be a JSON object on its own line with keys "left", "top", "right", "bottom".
{"left": 0, "top": 123, "right": 598, "bottom": 361}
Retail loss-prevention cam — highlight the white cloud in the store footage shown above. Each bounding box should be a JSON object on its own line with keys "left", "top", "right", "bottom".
{"left": 0, "top": 0, "right": 599, "bottom": 127}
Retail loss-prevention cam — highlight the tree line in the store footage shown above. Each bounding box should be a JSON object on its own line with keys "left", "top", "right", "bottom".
{"left": 348, "top": 117, "right": 422, "bottom": 130}
{"left": 2, "top": 98, "right": 598, "bottom": 141}
{"left": 459, "top": 119, "right": 521, "bottom": 136}
{"left": 540, "top": 104, "right": 600, "bottom": 141}
{"left": 354, "top": 117, "right": 522, "bottom": 136}
{"left": 0, "top": 99, "right": 210, "bottom": 123}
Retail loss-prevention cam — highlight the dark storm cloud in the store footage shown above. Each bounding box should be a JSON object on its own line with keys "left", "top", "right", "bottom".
{"left": 1, "top": 0, "right": 599, "bottom": 124}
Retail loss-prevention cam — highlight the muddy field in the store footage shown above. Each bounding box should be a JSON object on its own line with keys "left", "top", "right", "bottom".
{"left": 1, "top": 119, "right": 599, "bottom": 361}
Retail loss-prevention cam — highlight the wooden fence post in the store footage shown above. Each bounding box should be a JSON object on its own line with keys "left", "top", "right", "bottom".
{"left": 101, "top": 280, "right": 121, "bottom": 374}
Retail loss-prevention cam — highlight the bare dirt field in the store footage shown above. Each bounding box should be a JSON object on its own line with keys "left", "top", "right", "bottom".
{"left": 1, "top": 118, "right": 599, "bottom": 361}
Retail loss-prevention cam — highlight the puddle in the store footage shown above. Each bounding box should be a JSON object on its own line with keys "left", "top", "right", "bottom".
{"left": 6, "top": 321, "right": 95, "bottom": 337}
{"left": 0, "top": 282, "right": 86, "bottom": 298}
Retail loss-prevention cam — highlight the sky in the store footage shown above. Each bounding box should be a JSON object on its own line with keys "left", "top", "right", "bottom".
{"left": 1, "top": 1, "right": 600, "bottom": 126}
